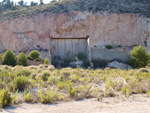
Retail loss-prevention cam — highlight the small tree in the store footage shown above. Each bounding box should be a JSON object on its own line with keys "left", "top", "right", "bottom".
{"left": 17, "top": 52, "right": 27, "bottom": 66}
{"left": 130, "top": 45, "right": 148, "bottom": 68}
{"left": 2, "top": 49, "right": 16, "bottom": 66}
{"left": 44, "top": 57, "right": 49, "bottom": 64}
{"left": 29, "top": 50, "right": 40, "bottom": 60}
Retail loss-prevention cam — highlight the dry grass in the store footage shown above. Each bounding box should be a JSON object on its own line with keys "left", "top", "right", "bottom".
{"left": 0, "top": 65, "right": 150, "bottom": 107}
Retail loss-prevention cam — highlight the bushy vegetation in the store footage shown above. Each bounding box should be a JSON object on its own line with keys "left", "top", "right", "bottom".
{"left": 2, "top": 49, "right": 16, "bottom": 66}
{"left": 0, "top": 61, "right": 150, "bottom": 107}
{"left": 92, "top": 58, "right": 108, "bottom": 68}
{"left": 17, "top": 52, "right": 27, "bottom": 66}
{"left": 14, "top": 76, "right": 30, "bottom": 91}
{"left": 28, "top": 50, "right": 40, "bottom": 60}
{"left": 24, "top": 89, "right": 32, "bottom": 102}
{"left": 77, "top": 52, "right": 86, "bottom": 60}
{"left": 0, "top": 88, "right": 17, "bottom": 108}
{"left": 0, "top": 0, "right": 149, "bottom": 20}
{"left": 129, "top": 45, "right": 149, "bottom": 68}
{"left": 105, "top": 45, "right": 113, "bottom": 49}
{"left": 44, "top": 57, "right": 49, "bottom": 64}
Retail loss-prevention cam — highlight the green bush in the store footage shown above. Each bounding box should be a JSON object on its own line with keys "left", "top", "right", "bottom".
{"left": 44, "top": 57, "right": 49, "bottom": 64}
{"left": 14, "top": 76, "right": 30, "bottom": 90}
{"left": 24, "top": 89, "right": 32, "bottom": 102}
{"left": 92, "top": 58, "right": 108, "bottom": 68}
{"left": 129, "top": 45, "right": 149, "bottom": 68}
{"left": 0, "top": 88, "right": 17, "bottom": 108}
{"left": 29, "top": 50, "right": 40, "bottom": 60}
{"left": 77, "top": 52, "right": 86, "bottom": 60}
{"left": 105, "top": 45, "right": 113, "bottom": 49}
{"left": 35, "top": 58, "right": 43, "bottom": 62}
{"left": 38, "top": 88, "right": 53, "bottom": 103}
{"left": 17, "top": 52, "right": 27, "bottom": 66}
{"left": 43, "top": 72, "right": 50, "bottom": 81}
{"left": 2, "top": 49, "right": 16, "bottom": 66}
{"left": 83, "top": 60, "right": 90, "bottom": 68}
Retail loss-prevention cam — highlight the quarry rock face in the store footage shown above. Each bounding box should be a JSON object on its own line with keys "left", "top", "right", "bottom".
{"left": 0, "top": 11, "right": 150, "bottom": 57}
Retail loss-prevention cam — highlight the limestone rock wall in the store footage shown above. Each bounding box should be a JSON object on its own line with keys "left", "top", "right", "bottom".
{"left": 0, "top": 11, "right": 149, "bottom": 58}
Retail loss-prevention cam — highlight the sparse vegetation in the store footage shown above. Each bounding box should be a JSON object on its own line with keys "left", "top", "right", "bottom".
{"left": 0, "top": 88, "right": 17, "bottom": 108}
{"left": 14, "top": 76, "right": 30, "bottom": 91}
{"left": 0, "top": 63, "right": 150, "bottom": 107}
{"left": 0, "top": 0, "right": 150, "bottom": 20}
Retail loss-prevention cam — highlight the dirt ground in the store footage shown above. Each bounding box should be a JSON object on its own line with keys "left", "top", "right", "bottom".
{"left": 1, "top": 94, "right": 150, "bottom": 113}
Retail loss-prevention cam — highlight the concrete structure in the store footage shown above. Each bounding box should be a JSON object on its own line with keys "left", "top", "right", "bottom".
{"left": 48, "top": 36, "right": 90, "bottom": 64}
{"left": 91, "top": 48, "right": 131, "bottom": 63}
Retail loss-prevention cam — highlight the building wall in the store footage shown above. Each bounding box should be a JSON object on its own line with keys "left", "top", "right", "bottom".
{"left": 91, "top": 48, "right": 130, "bottom": 62}
{"left": 50, "top": 38, "right": 88, "bottom": 59}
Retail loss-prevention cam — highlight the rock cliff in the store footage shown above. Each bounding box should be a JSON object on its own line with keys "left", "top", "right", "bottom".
{"left": 0, "top": 11, "right": 150, "bottom": 58}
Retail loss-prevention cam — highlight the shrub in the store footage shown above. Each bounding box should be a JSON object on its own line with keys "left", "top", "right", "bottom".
{"left": 11, "top": 6, "right": 18, "bottom": 10}
{"left": 60, "top": 57, "right": 72, "bottom": 67}
{"left": 0, "top": 88, "right": 17, "bottom": 108}
{"left": 43, "top": 72, "right": 50, "bottom": 81}
{"left": 2, "top": 49, "right": 16, "bottom": 66}
{"left": 66, "top": 81, "right": 77, "bottom": 97}
{"left": 24, "top": 89, "right": 32, "bottom": 102}
{"left": 52, "top": 56, "right": 60, "bottom": 67}
{"left": 44, "top": 57, "right": 49, "bottom": 64}
{"left": 83, "top": 60, "right": 90, "bottom": 68}
{"left": 28, "top": 50, "right": 40, "bottom": 60}
{"left": 129, "top": 45, "right": 149, "bottom": 68}
{"left": 38, "top": 88, "right": 53, "bottom": 103}
{"left": 17, "top": 52, "right": 27, "bottom": 66}
{"left": 77, "top": 52, "right": 86, "bottom": 60}
{"left": 16, "top": 69, "right": 31, "bottom": 76}
{"left": 14, "top": 76, "right": 30, "bottom": 90}
{"left": 92, "top": 58, "right": 108, "bottom": 68}
{"left": 105, "top": 45, "right": 113, "bottom": 49}
{"left": 35, "top": 58, "right": 43, "bottom": 62}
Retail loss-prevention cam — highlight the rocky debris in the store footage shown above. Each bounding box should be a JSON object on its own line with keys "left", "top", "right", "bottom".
{"left": 107, "top": 61, "right": 132, "bottom": 69}
{"left": 69, "top": 61, "right": 83, "bottom": 68}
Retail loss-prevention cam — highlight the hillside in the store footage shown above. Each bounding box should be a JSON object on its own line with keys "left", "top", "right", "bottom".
{"left": 0, "top": 0, "right": 150, "bottom": 20}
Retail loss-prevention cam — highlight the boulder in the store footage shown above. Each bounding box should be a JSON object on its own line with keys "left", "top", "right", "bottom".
{"left": 69, "top": 61, "right": 83, "bottom": 68}
{"left": 107, "top": 61, "right": 132, "bottom": 69}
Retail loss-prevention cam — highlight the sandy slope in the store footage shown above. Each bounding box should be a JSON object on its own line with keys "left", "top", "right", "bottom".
{"left": 2, "top": 94, "right": 150, "bottom": 113}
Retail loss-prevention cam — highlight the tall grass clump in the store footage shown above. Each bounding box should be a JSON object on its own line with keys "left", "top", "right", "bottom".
{"left": 0, "top": 88, "right": 17, "bottom": 108}
{"left": 14, "top": 76, "right": 30, "bottom": 90}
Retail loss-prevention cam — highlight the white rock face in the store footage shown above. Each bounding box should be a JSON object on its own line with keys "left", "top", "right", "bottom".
{"left": 107, "top": 61, "right": 132, "bottom": 69}
{"left": 0, "top": 12, "right": 149, "bottom": 58}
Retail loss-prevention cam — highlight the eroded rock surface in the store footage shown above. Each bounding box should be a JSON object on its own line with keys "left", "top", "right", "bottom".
{"left": 0, "top": 12, "right": 149, "bottom": 58}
